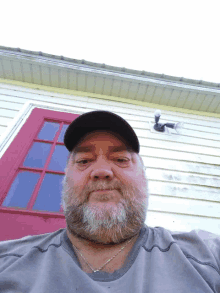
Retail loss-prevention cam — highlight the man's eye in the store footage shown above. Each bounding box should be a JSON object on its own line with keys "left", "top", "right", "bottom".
{"left": 76, "top": 159, "right": 90, "bottom": 165}
{"left": 115, "top": 158, "right": 129, "bottom": 163}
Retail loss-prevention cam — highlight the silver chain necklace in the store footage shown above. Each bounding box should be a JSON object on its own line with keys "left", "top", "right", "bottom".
{"left": 72, "top": 238, "right": 133, "bottom": 273}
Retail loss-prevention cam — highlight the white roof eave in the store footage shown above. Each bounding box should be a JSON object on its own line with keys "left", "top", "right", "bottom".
{"left": 1, "top": 47, "right": 220, "bottom": 96}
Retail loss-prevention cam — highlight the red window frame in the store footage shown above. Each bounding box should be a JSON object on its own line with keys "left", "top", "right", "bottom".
{"left": 0, "top": 107, "right": 79, "bottom": 216}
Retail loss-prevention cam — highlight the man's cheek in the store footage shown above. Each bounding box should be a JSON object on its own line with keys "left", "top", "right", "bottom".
{"left": 66, "top": 177, "right": 75, "bottom": 190}
{"left": 123, "top": 172, "right": 139, "bottom": 184}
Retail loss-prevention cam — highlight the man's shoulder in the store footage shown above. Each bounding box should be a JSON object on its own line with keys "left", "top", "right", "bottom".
{"left": 145, "top": 226, "right": 220, "bottom": 251}
{"left": 169, "top": 228, "right": 220, "bottom": 246}
{"left": 146, "top": 226, "right": 220, "bottom": 265}
{"left": 147, "top": 226, "right": 220, "bottom": 243}
{"left": 171, "top": 228, "right": 220, "bottom": 254}
{"left": 0, "top": 229, "right": 66, "bottom": 258}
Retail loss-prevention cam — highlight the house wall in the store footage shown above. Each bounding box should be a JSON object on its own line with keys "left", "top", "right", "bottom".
{"left": 0, "top": 82, "right": 220, "bottom": 235}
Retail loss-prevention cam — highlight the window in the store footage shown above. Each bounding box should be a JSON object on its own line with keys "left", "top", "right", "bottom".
{"left": 0, "top": 108, "right": 79, "bottom": 214}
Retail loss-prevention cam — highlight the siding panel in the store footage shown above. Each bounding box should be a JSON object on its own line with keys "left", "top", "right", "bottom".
{"left": 0, "top": 116, "right": 13, "bottom": 127}
{"left": 140, "top": 145, "right": 220, "bottom": 165}
{"left": 147, "top": 211, "right": 220, "bottom": 235}
{"left": 148, "top": 195, "right": 220, "bottom": 218}
{"left": 0, "top": 125, "right": 6, "bottom": 136}
{"left": 143, "top": 156, "right": 220, "bottom": 177}
{"left": 139, "top": 137, "right": 220, "bottom": 157}
{"left": 0, "top": 108, "right": 19, "bottom": 118}
{"left": 0, "top": 98, "right": 23, "bottom": 111}
{"left": 141, "top": 129, "right": 220, "bottom": 149}
{"left": 148, "top": 168, "right": 220, "bottom": 188}
{"left": 148, "top": 181, "right": 219, "bottom": 202}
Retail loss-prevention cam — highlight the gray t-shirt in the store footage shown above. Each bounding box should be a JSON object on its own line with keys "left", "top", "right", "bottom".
{"left": 0, "top": 225, "right": 220, "bottom": 292}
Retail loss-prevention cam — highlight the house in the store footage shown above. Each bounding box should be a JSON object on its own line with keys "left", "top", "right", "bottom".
{"left": 0, "top": 45, "right": 219, "bottom": 240}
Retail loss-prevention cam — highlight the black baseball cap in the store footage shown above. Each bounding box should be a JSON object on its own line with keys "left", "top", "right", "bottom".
{"left": 64, "top": 111, "right": 140, "bottom": 153}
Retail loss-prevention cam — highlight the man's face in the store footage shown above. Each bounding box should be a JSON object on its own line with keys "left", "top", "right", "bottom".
{"left": 62, "top": 130, "right": 149, "bottom": 244}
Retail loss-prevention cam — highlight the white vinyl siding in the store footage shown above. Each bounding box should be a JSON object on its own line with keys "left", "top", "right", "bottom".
{"left": 0, "top": 82, "right": 219, "bottom": 235}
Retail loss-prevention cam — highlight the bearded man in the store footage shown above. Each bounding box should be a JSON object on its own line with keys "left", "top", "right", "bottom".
{"left": 0, "top": 111, "right": 220, "bottom": 293}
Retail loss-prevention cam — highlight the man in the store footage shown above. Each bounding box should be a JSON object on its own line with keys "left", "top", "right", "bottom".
{"left": 0, "top": 111, "right": 220, "bottom": 292}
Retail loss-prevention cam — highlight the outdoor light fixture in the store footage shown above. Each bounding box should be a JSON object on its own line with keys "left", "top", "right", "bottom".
{"left": 153, "top": 110, "right": 184, "bottom": 134}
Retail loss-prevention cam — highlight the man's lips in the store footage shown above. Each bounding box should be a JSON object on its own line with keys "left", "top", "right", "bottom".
{"left": 91, "top": 189, "right": 113, "bottom": 193}
{"left": 88, "top": 187, "right": 121, "bottom": 197}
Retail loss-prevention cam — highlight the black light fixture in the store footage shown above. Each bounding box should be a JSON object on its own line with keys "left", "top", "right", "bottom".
{"left": 153, "top": 110, "right": 183, "bottom": 133}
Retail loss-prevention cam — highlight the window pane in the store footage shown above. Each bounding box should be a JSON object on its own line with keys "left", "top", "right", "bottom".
{"left": 23, "top": 142, "right": 52, "bottom": 168}
{"left": 32, "top": 174, "right": 64, "bottom": 212}
{"left": 2, "top": 171, "right": 40, "bottom": 208}
{"left": 48, "top": 145, "right": 69, "bottom": 172}
{"left": 38, "top": 122, "right": 60, "bottom": 141}
{"left": 57, "top": 124, "right": 69, "bottom": 142}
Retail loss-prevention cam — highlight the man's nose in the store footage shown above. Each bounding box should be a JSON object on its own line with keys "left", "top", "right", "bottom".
{"left": 90, "top": 159, "right": 114, "bottom": 180}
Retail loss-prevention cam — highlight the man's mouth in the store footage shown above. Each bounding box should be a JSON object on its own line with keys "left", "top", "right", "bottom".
{"left": 92, "top": 189, "right": 112, "bottom": 193}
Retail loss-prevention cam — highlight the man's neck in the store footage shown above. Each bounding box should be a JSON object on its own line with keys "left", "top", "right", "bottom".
{"left": 67, "top": 229, "right": 139, "bottom": 255}
{"left": 67, "top": 230, "right": 140, "bottom": 273}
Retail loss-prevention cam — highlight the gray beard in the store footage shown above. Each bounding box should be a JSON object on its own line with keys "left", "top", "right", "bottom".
{"left": 62, "top": 176, "right": 149, "bottom": 244}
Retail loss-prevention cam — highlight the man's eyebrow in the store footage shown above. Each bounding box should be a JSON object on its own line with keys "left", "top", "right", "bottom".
{"left": 73, "top": 146, "right": 93, "bottom": 153}
{"left": 109, "top": 146, "right": 129, "bottom": 152}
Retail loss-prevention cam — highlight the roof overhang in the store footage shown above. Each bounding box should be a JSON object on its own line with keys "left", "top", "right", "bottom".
{"left": 0, "top": 46, "right": 220, "bottom": 114}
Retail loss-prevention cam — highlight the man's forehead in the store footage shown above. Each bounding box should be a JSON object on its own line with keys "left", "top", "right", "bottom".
{"left": 73, "top": 130, "right": 133, "bottom": 153}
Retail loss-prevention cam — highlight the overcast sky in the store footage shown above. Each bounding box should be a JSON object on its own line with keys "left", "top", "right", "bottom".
{"left": 1, "top": 0, "right": 220, "bottom": 83}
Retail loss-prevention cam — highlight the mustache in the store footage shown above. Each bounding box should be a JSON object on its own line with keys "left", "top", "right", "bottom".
{"left": 83, "top": 180, "right": 122, "bottom": 194}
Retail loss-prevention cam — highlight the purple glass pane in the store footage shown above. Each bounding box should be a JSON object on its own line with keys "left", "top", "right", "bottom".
{"left": 2, "top": 171, "right": 40, "bottom": 208}
{"left": 32, "top": 173, "right": 64, "bottom": 212}
{"left": 57, "top": 124, "right": 69, "bottom": 143}
{"left": 48, "top": 145, "right": 69, "bottom": 172}
{"left": 38, "top": 121, "right": 60, "bottom": 141}
{"left": 23, "top": 142, "right": 52, "bottom": 168}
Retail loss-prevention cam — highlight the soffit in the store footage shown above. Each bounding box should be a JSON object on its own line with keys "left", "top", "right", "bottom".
{"left": 0, "top": 46, "right": 220, "bottom": 114}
